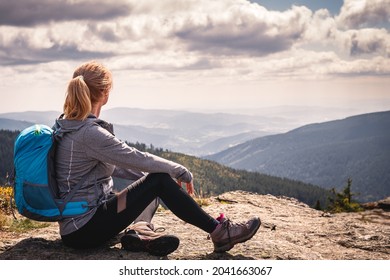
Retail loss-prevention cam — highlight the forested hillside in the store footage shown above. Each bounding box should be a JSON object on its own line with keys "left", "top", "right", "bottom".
{"left": 207, "top": 111, "right": 390, "bottom": 202}
{"left": 0, "top": 130, "right": 330, "bottom": 208}
{"left": 119, "top": 142, "right": 331, "bottom": 208}
{"left": 0, "top": 130, "right": 19, "bottom": 182}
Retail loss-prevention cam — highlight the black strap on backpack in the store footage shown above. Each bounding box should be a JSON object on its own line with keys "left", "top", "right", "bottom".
{"left": 47, "top": 117, "right": 95, "bottom": 217}
{"left": 48, "top": 115, "right": 105, "bottom": 218}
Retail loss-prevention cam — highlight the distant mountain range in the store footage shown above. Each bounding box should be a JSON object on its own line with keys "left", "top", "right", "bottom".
{"left": 206, "top": 111, "right": 390, "bottom": 202}
{"left": 0, "top": 106, "right": 373, "bottom": 156}
{"left": 0, "top": 107, "right": 297, "bottom": 156}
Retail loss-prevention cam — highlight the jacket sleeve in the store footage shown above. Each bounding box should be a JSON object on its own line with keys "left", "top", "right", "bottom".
{"left": 82, "top": 124, "right": 192, "bottom": 182}
{"left": 112, "top": 166, "right": 146, "bottom": 181}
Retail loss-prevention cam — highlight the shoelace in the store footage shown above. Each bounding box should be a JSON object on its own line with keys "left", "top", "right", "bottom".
{"left": 221, "top": 218, "right": 232, "bottom": 244}
{"left": 207, "top": 214, "right": 233, "bottom": 242}
{"left": 125, "top": 223, "right": 166, "bottom": 235}
{"left": 154, "top": 227, "right": 166, "bottom": 233}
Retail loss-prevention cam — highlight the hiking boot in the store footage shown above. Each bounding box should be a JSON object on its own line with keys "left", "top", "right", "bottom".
{"left": 209, "top": 214, "right": 261, "bottom": 253}
{"left": 121, "top": 221, "right": 179, "bottom": 256}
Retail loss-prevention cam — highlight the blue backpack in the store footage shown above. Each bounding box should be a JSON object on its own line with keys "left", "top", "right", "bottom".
{"left": 13, "top": 123, "right": 89, "bottom": 221}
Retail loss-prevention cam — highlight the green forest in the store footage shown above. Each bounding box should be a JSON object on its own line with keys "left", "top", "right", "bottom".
{"left": 120, "top": 141, "right": 332, "bottom": 208}
{"left": 0, "top": 130, "right": 331, "bottom": 208}
{"left": 0, "top": 130, "right": 19, "bottom": 184}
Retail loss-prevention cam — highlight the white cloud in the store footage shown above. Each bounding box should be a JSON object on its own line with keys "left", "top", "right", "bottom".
{"left": 170, "top": 4, "right": 312, "bottom": 56}
{"left": 347, "top": 28, "right": 390, "bottom": 56}
{"left": 0, "top": 0, "right": 131, "bottom": 26}
{"left": 303, "top": 7, "right": 390, "bottom": 52}
{"left": 328, "top": 55, "right": 390, "bottom": 76}
{"left": 337, "top": 0, "right": 390, "bottom": 28}
{"left": 0, "top": 25, "right": 112, "bottom": 65}
{"left": 0, "top": 0, "right": 389, "bottom": 109}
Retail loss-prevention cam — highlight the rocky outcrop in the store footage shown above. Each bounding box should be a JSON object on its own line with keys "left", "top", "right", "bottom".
{"left": 378, "top": 197, "right": 390, "bottom": 210}
{"left": 1, "top": 191, "right": 389, "bottom": 260}
{"left": 362, "top": 196, "right": 390, "bottom": 211}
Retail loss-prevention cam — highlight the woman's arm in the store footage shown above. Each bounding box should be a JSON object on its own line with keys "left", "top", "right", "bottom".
{"left": 112, "top": 166, "right": 146, "bottom": 181}
{"left": 83, "top": 124, "right": 193, "bottom": 183}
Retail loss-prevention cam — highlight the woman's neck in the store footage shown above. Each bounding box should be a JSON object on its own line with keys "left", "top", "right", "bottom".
{"left": 91, "top": 92, "right": 108, "bottom": 118}
{"left": 91, "top": 104, "right": 102, "bottom": 118}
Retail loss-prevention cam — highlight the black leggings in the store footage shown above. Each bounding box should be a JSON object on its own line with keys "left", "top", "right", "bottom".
{"left": 61, "top": 173, "right": 219, "bottom": 249}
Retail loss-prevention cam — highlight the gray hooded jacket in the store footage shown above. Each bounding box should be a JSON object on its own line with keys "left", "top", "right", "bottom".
{"left": 55, "top": 115, "right": 192, "bottom": 235}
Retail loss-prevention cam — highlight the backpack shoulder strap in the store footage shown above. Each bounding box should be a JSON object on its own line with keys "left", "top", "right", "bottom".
{"left": 50, "top": 115, "right": 102, "bottom": 216}
{"left": 56, "top": 166, "right": 97, "bottom": 215}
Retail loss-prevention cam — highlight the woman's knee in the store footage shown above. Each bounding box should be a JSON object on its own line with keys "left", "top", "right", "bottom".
{"left": 129, "top": 173, "right": 177, "bottom": 199}
{"left": 146, "top": 172, "right": 172, "bottom": 184}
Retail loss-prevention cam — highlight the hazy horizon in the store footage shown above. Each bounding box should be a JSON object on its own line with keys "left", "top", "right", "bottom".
{"left": 1, "top": 105, "right": 388, "bottom": 136}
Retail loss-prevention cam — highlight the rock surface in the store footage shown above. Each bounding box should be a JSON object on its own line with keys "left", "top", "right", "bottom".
{"left": 1, "top": 191, "right": 389, "bottom": 260}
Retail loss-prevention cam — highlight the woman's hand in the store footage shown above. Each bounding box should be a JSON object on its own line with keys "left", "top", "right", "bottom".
{"left": 177, "top": 180, "right": 195, "bottom": 196}
{"left": 176, "top": 168, "right": 194, "bottom": 195}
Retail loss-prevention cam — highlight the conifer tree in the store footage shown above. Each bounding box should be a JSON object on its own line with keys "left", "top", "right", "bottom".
{"left": 327, "top": 178, "right": 362, "bottom": 213}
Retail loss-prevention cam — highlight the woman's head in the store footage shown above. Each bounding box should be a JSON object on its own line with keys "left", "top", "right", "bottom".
{"left": 63, "top": 61, "right": 113, "bottom": 120}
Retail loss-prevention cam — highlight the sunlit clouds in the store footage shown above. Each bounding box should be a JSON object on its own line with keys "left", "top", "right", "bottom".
{"left": 0, "top": 0, "right": 389, "bottom": 113}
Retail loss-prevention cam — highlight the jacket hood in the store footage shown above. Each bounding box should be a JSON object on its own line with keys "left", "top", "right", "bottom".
{"left": 53, "top": 114, "right": 114, "bottom": 135}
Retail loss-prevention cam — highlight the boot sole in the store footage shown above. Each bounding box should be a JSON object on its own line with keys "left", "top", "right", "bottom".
{"left": 121, "top": 234, "right": 180, "bottom": 256}
{"left": 214, "top": 217, "right": 261, "bottom": 253}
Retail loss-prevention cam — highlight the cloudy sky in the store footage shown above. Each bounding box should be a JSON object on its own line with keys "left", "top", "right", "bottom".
{"left": 0, "top": 0, "right": 389, "bottom": 115}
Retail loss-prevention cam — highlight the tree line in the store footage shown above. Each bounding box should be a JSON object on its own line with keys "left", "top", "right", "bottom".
{"left": 126, "top": 141, "right": 332, "bottom": 208}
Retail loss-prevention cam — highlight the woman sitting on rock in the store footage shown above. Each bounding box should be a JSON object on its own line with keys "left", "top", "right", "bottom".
{"left": 55, "top": 61, "right": 261, "bottom": 256}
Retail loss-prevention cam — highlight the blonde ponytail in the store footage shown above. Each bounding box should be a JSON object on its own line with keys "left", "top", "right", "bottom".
{"left": 63, "top": 76, "right": 92, "bottom": 120}
{"left": 63, "top": 61, "right": 112, "bottom": 120}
